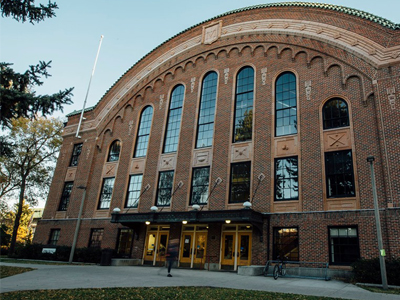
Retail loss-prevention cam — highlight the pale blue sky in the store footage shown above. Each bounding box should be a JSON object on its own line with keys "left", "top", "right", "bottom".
{"left": 1, "top": 0, "right": 399, "bottom": 120}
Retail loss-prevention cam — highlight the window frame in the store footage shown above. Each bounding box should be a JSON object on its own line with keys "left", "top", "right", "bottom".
{"left": 125, "top": 174, "right": 143, "bottom": 208}
{"left": 98, "top": 177, "right": 115, "bottom": 209}
{"left": 195, "top": 72, "right": 218, "bottom": 149}
{"left": 323, "top": 98, "right": 349, "bottom": 130}
{"left": 163, "top": 85, "right": 185, "bottom": 153}
{"left": 134, "top": 106, "right": 153, "bottom": 158}
{"left": 107, "top": 140, "right": 121, "bottom": 162}
{"left": 274, "top": 156, "right": 299, "bottom": 201}
{"left": 48, "top": 229, "right": 60, "bottom": 246}
{"left": 155, "top": 170, "right": 174, "bottom": 207}
{"left": 273, "top": 227, "right": 299, "bottom": 261}
{"left": 325, "top": 150, "right": 355, "bottom": 198}
{"left": 88, "top": 228, "right": 104, "bottom": 248}
{"left": 328, "top": 226, "right": 360, "bottom": 265}
{"left": 58, "top": 181, "right": 73, "bottom": 211}
{"left": 229, "top": 161, "right": 251, "bottom": 204}
{"left": 275, "top": 72, "right": 297, "bottom": 137}
{"left": 116, "top": 228, "right": 135, "bottom": 258}
{"left": 233, "top": 66, "right": 254, "bottom": 143}
{"left": 69, "top": 143, "right": 83, "bottom": 167}
{"left": 189, "top": 167, "right": 210, "bottom": 205}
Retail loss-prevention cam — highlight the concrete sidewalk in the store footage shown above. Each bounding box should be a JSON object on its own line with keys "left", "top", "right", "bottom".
{"left": 1, "top": 262, "right": 398, "bottom": 299}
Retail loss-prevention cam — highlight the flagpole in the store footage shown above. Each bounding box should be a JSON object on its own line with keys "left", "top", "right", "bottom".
{"left": 75, "top": 35, "right": 104, "bottom": 138}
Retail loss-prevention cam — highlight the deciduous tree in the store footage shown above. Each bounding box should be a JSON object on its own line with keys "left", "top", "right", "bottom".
{"left": 0, "top": 117, "right": 63, "bottom": 256}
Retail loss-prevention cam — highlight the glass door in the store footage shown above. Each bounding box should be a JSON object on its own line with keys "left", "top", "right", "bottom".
{"left": 143, "top": 226, "right": 169, "bottom": 265}
{"left": 156, "top": 233, "right": 169, "bottom": 266}
{"left": 193, "top": 232, "right": 207, "bottom": 266}
{"left": 180, "top": 232, "right": 193, "bottom": 264}
{"left": 221, "top": 233, "right": 235, "bottom": 266}
{"left": 237, "top": 233, "right": 251, "bottom": 266}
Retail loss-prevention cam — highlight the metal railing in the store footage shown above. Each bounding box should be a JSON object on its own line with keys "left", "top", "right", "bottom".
{"left": 264, "top": 260, "right": 331, "bottom": 281}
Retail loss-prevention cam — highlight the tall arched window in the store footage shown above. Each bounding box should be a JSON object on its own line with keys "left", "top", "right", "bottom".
{"left": 163, "top": 85, "right": 185, "bottom": 153}
{"left": 323, "top": 98, "right": 349, "bottom": 130}
{"left": 196, "top": 72, "right": 218, "bottom": 148}
{"left": 275, "top": 72, "right": 297, "bottom": 136}
{"left": 134, "top": 106, "right": 153, "bottom": 158}
{"left": 234, "top": 66, "right": 254, "bottom": 143}
{"left": 107, "top": 140, "right": 121, "bottom": 162}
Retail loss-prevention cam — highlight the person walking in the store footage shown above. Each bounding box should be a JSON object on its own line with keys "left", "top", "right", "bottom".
{"left": 166, "top": 238, "right": 179, "bottom": 277}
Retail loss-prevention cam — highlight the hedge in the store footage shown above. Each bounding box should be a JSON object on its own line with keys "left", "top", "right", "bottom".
{"left": 352, "top": 258, "right": 400, "bottom": 286}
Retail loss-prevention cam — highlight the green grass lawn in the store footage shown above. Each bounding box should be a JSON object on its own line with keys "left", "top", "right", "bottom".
{"left": 1, "top": 286, "right": 345, "bottom": 300}
{"left": 1, "top": 265, "right": 34, "bottom": 279}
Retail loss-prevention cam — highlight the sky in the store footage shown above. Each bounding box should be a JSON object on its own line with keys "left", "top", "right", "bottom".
{"left": 1, "top": 0, "right": 399, "bottom": 121}
{"left": 1, "top": 1, "right": 399, "bottom": 208}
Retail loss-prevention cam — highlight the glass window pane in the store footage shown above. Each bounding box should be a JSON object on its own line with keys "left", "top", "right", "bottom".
{"left": 134, "top": 106, "right": 153, "bottom": 157}
{"left": 275, "top": 157, "right": 299, "bottom": 201}
{"left": 275, "top": 72, "right": 297, "bottom": 137}
{"left": 196, "top": 72, "right": 217, "bottom": 148}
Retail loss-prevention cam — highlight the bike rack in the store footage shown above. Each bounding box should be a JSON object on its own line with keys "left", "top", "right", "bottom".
{"left": 264, "top": 260, "right": 331, "bottom": 281}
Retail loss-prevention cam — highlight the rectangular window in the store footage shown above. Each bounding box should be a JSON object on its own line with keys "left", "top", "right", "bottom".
{"left": 156, "top": 171, "right": 174, "bottom": 206}
{"left": 58, "top": 182, "right": 73, "bottom": 211}
{"left": 273, "top": 227, "right": 299, "bottom": 261}
{"left": 89, "top": 228, "right": 104, "bottom": 248}
{"left": 325, "top": 150, "right": 355, "bottom": 198}
{"left": 190, "top": 167, "right": 210, "bottom": 205}
{"left": 275, "top": 157, "right": 299, "bottom": 201}
{"left": 229, "top": 162, "right": 251, "bottom": 203}
{"left": 98, "top": 177, "right": 115, "bottom": 209}
{"left": 329, "top": 226, "right": 360, "bottom": 265}
{"left": 69, "top": 143, "right": 83, "bottom": 167}
{"left": 117, "top": 228, "right": 134, "bottom": 258}
{"left": 125, "top": 174, "right": 143, "bottom": 208}
{"left": 48, "top": 229, "right": 60, "bottom": 246}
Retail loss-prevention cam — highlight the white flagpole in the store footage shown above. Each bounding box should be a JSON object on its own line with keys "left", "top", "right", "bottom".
{"left": 75, "top": 35, "right": 104, "bottom": 138}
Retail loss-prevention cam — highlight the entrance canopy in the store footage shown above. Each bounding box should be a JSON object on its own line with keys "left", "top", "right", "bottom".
{"left": 111, "top": 208, "right": 264, "bottom": 238}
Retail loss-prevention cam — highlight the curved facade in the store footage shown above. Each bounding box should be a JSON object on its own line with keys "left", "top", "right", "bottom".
{"left": 35, "top": 3, "right": 400, "bottom": 270}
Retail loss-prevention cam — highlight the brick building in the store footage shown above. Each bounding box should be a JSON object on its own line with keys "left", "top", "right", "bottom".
{"left": 34, "top": 3, "right": 400, "bottom": 271}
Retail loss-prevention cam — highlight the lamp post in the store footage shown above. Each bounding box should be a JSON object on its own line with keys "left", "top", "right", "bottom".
{"left": 69, "top": 185, "right": 87, "bottom": 264}
{"left": 367, "top": 156, "right": 388, "bottom": 290}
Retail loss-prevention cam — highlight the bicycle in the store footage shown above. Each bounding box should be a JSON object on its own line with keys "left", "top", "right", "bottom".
{"left": 273, "top": 255, "right": 287, "bottom": 280}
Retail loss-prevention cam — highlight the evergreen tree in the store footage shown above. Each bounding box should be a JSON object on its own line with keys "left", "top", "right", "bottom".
{"left": 1, "top": 0, "right": 58, "bottom": 23}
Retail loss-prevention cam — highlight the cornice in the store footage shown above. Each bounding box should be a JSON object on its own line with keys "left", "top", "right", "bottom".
{"left": 65, "top": 18, "right": 400, "bottom": 136}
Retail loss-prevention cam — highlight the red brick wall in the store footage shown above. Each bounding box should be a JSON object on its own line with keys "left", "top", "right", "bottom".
{"left": 34, "top": 4, "right": 399, "bottom": 266}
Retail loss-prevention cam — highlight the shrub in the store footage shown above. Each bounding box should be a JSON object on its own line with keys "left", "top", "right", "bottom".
{"left": 352, "top": 258, "right": 400, "bottom": 286}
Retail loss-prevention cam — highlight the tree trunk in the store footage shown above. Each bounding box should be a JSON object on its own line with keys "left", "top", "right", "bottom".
{"left": 8, "top": 178, "right": 26, "bottom": 257}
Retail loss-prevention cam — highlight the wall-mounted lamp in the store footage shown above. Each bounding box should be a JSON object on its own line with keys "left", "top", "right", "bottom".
{"left": 243, "top": 201, "right": 252, "bottom": 209}
{"left": 225, "top": 220, "right": 231, "bottom": 224}
{"left": 113, "top": 207, "right": 121, "bottom": 213}
{"left": 145, "top": 221, "right": 151, "bottom": 225}
{"left": 150, "top": 206, "right": 158, "bottom": 212}
{"left": 192, "top": 204, "right": 200, "bottom": 211}
{"left": 182, "top": 220, "right": 188, "bottom": 225}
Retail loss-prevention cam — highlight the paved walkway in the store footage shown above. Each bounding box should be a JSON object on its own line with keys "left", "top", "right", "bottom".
{"left": 1, "top": 262, "right": 399, "bottom": 299}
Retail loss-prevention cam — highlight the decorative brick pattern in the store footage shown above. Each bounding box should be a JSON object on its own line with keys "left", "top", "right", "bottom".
{"left": 35, "top": 4, "right": 400, "bottom": 268}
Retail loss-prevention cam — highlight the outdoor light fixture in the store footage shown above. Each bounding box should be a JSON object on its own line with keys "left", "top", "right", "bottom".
{"left": 150, "top": 206, "right": 158, "bottom": 212}
{"left": 182, "top": 220, "right": 188, "bottom": 224}
{"left": 113, "top": 207, "right": 121, "bottom": 213}
{"left": 243, "top": 201, "right": 252, "bottom": 208}
{"left": 145, "top": 221, "right": 151, "bottom": 225}
{"left": 225, "top": 220, "right": 231, "bottom": 224}
{"left": 192, "top": 204, "right": 200, "bottom": 211}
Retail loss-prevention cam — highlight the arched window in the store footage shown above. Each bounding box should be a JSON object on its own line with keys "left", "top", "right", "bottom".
{"left": 275, "top": 72, "right": 297, "bottom": 136}
{"left": 107, "top": 140, "right": 121, "bottom": 162}
{"left": 233, "top": 67, "right": 254, "bottom": 143}
{"left": 196, "top": 72, "right": 218, "bottom": 148}
{"left": 134, "top": 106, "right": 153, "bottom": 158}
{"left": 163, "top": 85, "right": 185, "bottom": 153}
{"left": 323, "top": 98, "right": 349, "bottom": 129}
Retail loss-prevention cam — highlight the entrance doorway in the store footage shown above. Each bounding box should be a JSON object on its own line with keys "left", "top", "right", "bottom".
{"left": 180, "top": 225, "right": 208, "bottom": 268}
{"left": 143, "top": 225, "right": 169, "bottom": 266}
{"left": 221, "top": 224, "right": 252, "bottom": 270}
